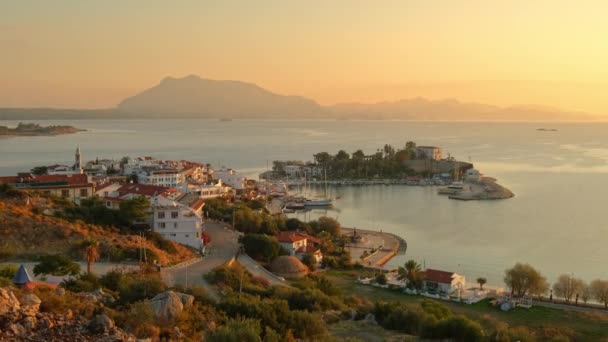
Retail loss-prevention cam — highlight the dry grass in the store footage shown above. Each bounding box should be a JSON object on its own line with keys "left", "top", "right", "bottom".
{"left": 0, "top": 197, "right": 193, "bottom": 264}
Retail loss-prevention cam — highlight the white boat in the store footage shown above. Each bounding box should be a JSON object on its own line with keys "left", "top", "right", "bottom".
{"left": 304, "top": 198, "right": 334, "bottom": 207}
{"left": 437, "top": 182, "right": 464, "bottom": 195}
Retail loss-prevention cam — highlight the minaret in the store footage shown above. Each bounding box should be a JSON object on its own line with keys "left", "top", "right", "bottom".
{"left": 75, "top": 146, "right": 82, "bottom": 173}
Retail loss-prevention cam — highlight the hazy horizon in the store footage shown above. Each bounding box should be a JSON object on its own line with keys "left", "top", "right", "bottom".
{"left": 3, "top": 1, "right": 608, "bottom": 116}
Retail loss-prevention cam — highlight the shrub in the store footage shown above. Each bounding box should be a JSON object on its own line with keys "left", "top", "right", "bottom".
{"left": 33, "top": 254, "right": 81, "bottom": 276}
{"left": 62, "top": 272, "right": 101, "bottom": 292}
{"left": 300, "top": 253, "right": 317, "bottom": 272}
{"left": 206, "top": 318, "right": 262, "bottom": 342}
{"left": 375, "top": 273, "right": 387, "bottom": 285}
{"left": 0, "top": 264, "right": 18, "bottom": 279}
{"left": 240, "top": 234, "right": 280, "bottom": 262}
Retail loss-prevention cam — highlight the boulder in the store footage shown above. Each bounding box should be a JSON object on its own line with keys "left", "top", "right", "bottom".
{"left": 8, "top": 323, "right": 26, "bottom": 337}
{"left": 149, "top": 291, "right": 184, "bottom": 321}
{"left": 21, "top": 292, "right": 41, "bottom": 313}
{"left": 177, "top": 293, "right": 194, "bottom": 307}
{"left": 21, "top": 316, "right": 37, "bottom": 330}
{"left": 88, "top": 314, "right": 115, "bottom": 333}
{"left": 85, "top": 288, "right": 115, "bottom": 304}
{"left": 56, "top": 287, "right": 66, "bottom": 296}
{"left": 0, "top": 288, "right": 21, "bottom": 315}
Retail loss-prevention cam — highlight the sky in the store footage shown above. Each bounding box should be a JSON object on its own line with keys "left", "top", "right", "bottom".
{"left": 2, "top": 1, "right": 608, "bottom": 114}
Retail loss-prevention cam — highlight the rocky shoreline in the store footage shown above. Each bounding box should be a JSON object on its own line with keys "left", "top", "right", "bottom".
{"left": 342, "top": 227, "right": 406, "bottom": 269}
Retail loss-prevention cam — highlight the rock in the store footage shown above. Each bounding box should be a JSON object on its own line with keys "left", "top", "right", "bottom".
{"left": 8, "top": 323, "right": 26, "bottom": 337}
{"left": 21, "top": 316, "right": 37, "bottom": 330}
{"left": 0, "top": 288, "right": 21, "bottom": 315}
{"left": 39, "top": 316, "right": 55, "bottom": 329}
{"left": 65, "top": 309, "right": 73, "bottom": 320}
{"left": 177, "top": 293, "right": 194, "bottom": 307}
{"left": 149, "top": 291, "right": 184, "bottom": 321}
{"left": 88, "top": 314, "right": 115, "bottom": 333}
{"left": 85, "top": 288, "right": 115, "bottom": 304}
{"left": 21, "top": 292, "right": 42, "bottom": 315}
{"left": 56, "top": 287, "right": 66, "bottom": 296}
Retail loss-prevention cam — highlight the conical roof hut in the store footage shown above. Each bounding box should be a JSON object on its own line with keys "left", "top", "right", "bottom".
{"left": 270, "top": 256, "right": 309, "bottom": 279}
{"left": 12, "top": 264, "right": 33, "bottom": 286}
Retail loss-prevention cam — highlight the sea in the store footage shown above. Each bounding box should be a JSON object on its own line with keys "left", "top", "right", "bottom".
{"left": 1, "top": 119, "right": 607, "bottom": 287}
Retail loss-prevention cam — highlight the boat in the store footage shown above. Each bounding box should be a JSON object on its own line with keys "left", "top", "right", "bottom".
{"left": 282, "top": 208, "right": 295, "bottom": 214}
{"left": 437, "top": 182, "right": 464, "bottom": 195}
{"left": 304, "top": 198, "right": 334, "bottom": 207}
{"left": 285, "top": 202, "right": 305, "bottom": 210}
{"left": 304, "top": 168, "right": 333, "bottom": 207}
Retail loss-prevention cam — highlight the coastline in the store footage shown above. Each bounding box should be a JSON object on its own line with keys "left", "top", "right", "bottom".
{"left": 342, "top": 227, "right": 407, "bottom": 269}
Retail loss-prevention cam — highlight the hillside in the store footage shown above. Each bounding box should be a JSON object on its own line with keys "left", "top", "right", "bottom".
{"left": 117, "top": 75, "right": 325, "bottom": 118}
{"left": 0, "top": 195, "right": 194, "bottom": 265}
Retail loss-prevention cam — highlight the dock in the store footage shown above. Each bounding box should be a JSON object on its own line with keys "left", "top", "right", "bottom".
{"left": 342, "top": 227, "right": 406, "bottom": 269}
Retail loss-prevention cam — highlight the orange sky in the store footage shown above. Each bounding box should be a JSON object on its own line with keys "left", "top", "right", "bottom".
{"left": 2, "top": 1, "right": 608, "bottom": 114}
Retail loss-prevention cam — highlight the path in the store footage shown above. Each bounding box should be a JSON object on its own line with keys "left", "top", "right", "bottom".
{"left": 237, "top": 254, "right": 290, "bottom": 287}
{"left": 162, "top": 221, "right": 241, "bottom": 300}
{"left": 0, "top": 261, "right": 139, "bottom": 285}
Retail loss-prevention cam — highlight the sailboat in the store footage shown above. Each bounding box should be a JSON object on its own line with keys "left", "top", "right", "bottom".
{"left": 304, "top": 168, "right": 334, "bottom": 207}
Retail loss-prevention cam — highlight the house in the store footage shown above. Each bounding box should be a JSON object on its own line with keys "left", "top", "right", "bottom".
{"left": 213, "top": 169, "right": 247, "bottom": 191}
{"left": 277, "top": 231, "right": 323, "bottom": 263}
{"left": 0, "top": 173, "right": 94, "bottom": 204}
{"left": 415, "top": 146, "right": 443, "bottom": 161}
{"left": 96, "top": 183, "right": 182, "bottom": 209}
{"left": 187, "top": 180, "right": 231, "bottom": 199}
{"left": 153, "top": 195, "right": 205, "bottom": 250}
{"left": 423, "top": 269, "right": 466, "bottom": 295}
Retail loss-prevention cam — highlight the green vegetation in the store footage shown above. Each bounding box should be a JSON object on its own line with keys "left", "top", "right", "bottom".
{"left": 504, "top": 262, "right": 549, "bottom": 298}
{"left": 0, "top": 122, "right": 84, "bottom": 136}
{"left": 240, "top": 234, "right": 283, "bottom": 262}
{"left": 273, "top": 142, "right": 424, "bottom": 179}
{"left": 59, "top": 195, "right": 151, "bottom": 230}
{"left": 33, "top": 254, "right": 81, "bottom": 276}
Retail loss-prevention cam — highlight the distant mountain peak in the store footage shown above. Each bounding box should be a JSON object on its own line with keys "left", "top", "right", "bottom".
{"left": 117, "top": 75, "right": 324, "bottom": 118}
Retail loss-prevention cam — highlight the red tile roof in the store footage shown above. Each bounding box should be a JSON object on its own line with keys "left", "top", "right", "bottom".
{"left": 277, "top": 231, "right": 308, "bottom": 243}
{"left": 424, "top": 269, "right": 455, "bottom": 284}
{"left": 189, "top": 199, "right": 205, "bottom": 211}
{"left": 116, "top": 184, "right": 169, "bottom": 197}
{"left": 0, "top": 174, "right": 92, "bottom": 189}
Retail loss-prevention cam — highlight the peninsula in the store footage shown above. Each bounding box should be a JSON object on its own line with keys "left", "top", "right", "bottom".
{"left": 0, "top": 122, "right": 85, "bottom": 137}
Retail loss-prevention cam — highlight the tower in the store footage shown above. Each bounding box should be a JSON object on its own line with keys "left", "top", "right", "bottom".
{"left": 74, "top": 146, "right": 82, "bottom": 173}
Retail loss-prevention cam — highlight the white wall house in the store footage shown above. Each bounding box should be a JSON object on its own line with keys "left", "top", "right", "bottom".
{"left": 152, "top": 196, "right": 205, "bottom": 250}
{"left": 187, "top": 180, "right": 231, "bottom": 199}
{"left": 277, "top": 231, "right": 323, "bottom": 263}
{"left": 213, "top": 169, "right": 247, "bottom": 190}
{"left": 423, "top": 269, "right": 466, "bottom": 296}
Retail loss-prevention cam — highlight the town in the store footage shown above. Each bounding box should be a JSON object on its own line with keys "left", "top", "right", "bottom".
{"left": 1, "top": 146, "right": 607, "bottom": 341}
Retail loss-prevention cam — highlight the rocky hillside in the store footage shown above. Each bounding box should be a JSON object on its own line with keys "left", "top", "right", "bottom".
{"left": 0, "top": 288, "right": 135, "bottom": 341}
{"left": 0, "top": 196, "right": 193, "bottom": 265}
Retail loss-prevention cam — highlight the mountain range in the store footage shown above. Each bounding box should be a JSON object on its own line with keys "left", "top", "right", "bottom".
{"left": 0, "top": 75, "right": 597, "bottom": 121}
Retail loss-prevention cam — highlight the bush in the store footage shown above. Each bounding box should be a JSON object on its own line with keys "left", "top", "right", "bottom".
{"left": 113, "top": 273, "right": 166, "bottom": 304}
{"left": 240, "top": 234, "right": 280, "bottom": 262}
{"left": 375, "top": 273, "right": 387, "bottom": 285}
{"left": 146, "top": 231, "right": 178, "bottom": 255}
{"left": 33, "top": 254, "right": 81, "bottom": 276}
{"left": 62, "top": 272, "right": 100, "bottom": 292}
{"left": 0, "top": 264, "right": 18, "bottom": 279}
{"left": 301, "top": 253, "right": 317, "bottom": 271}
{"left": 206, "top": 318, "right": 262, "bottom": 342}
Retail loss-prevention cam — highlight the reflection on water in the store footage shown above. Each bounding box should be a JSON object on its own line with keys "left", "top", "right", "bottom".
{"left": 1, "top": 119, "right": 608, "bottom": 285}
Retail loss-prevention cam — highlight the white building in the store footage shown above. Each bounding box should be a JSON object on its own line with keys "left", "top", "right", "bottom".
{"left": 423, "top": 269, "right": 466, "bottom": 296}
{"left": 213, "top": 169, "right": 246, "bottom": 191}
{"left": 464, "top": 169, "right": 482, "bottom": 182}
{"left": 187, "top": 180, "right": 231, "bottom": 199}
{"left": 153, "top": 196, "right": 205, "bottom": 250}
{"left": 415, "top": 146, "right": 443, "bottom": 161}
{"left": 277, "top": 231, "right": 323, "bottom": 263}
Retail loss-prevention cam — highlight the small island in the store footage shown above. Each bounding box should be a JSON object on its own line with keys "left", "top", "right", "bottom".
{"left": 0, "top": 122, "right": 85, "bottom": 137}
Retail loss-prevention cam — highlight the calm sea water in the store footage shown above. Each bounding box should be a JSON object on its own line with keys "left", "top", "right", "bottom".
{"left": 1, "top": 119, "right": 607, "bottom": 286}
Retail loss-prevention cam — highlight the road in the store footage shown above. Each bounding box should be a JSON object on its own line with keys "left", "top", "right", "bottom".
{"left": 162, "top": 221, "right": 241, "bottom": 300}
{"left": 237, "top": 254, "right": 289, "bottom": 287}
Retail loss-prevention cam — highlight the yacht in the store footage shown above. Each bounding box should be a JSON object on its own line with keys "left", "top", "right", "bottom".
{"left": 304, "top": 198, "right": 334, "bottom": 207}
{"left": 437, "top": 182, "right": 464, "bottom": 195}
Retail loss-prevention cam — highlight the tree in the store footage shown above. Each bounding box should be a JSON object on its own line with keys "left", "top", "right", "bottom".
{"left": 553, "top": 274, "right": 585, "bottom": 303}
{"left": 581, "top": 282, "right": 592, "bottom": 304}
{"left": 590, "top": 279, "right": 608, "bottom": 309}
{"left": 476, "top": 277, "right": 487, "bottom": 291}
{"left": 503, "top": 263, "right": 548, "bottom": 297}
{"left": 119, "top": 196, "right": 151, "bottom": 224}
{"left": 33, "top": 255, "right": 81, "bottom": 277}
{"left": 30, "top": 166, "right": 48, "bottom": 175}
{"left": 315, "top": 216, "right": 341, "bottom": 236}
{"left": 398, "top": 260, "right": 424, "bottom": 290}
{"left": 375, "top": 273, "right": 387, "bottom": 285}
{"left": 81, "top": 239, "right": 101, "bottom": 274}
{"left": 240, "top": 234, "right": 280, "bottom": 262}
{"left": 300, "top": 253, "right": 317, "bottom": 272}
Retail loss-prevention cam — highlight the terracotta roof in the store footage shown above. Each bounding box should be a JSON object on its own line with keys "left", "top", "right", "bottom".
{"left": 189, "top": 199, "right": 205, "bottom": 211}
{"left": 0, "top": 173, "right": 92, "bottom": 188}
{"left": 278, "top": 231, "right": 320, "bottom": 244}
{"left": 424, "top": 269, "right": 455, "bottom": 284}
{"left": 116, "top": 184, "right": 169, "bottom": 197}
{"left": 277, "top": 231, "right": 308, "bottom": 243}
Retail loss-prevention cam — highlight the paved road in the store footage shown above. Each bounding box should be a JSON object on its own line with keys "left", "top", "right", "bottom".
{"left": 237, "top": 254, "right": 289, "bottom": 287}
{"left": 0, "top": 261, "right": 138, "bottom": 285}
{"left": 162, "top": 221, "right": 241, "bottom": 300}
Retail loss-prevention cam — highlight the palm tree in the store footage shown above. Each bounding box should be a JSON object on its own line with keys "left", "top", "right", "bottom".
{"left": 82, "top": 239, "right": 101, "bottom": 274}
{"left": 477, "top": 277, "right": 487, "bottom": 291}
{"left": 398, "top": 260, "right": 424, "bottom": 290}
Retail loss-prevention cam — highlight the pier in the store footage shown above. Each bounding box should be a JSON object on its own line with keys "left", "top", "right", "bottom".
{"left": 342, "top": 227, "right": 406, "bottom": 269}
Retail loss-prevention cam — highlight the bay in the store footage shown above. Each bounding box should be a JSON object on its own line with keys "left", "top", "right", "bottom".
{"left": 1, "top": 119, "right": 607, "bottom": 286}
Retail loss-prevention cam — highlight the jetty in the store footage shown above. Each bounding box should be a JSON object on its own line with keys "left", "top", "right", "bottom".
{"left": 342, "top": 227, "right": 406, "bottom": 269}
